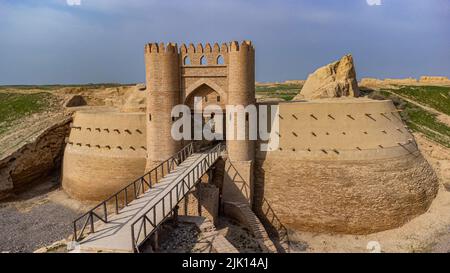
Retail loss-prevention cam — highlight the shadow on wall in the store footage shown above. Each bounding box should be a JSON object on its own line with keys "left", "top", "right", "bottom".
{"left": 223, "top": 159, "right": 290, "bottom": 252}
{"left": 223, "top": 160, "right": 251, "bottom": 201}
{"left": 179, "top": 181, "right": 220, "bottom": 226}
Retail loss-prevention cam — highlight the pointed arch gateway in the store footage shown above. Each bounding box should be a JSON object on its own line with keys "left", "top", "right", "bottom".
{"left": 184, "top": 79, "right": 227, "bottom": 108}
{"left": 184, "top": 80, "right": 227, "bottom": 143}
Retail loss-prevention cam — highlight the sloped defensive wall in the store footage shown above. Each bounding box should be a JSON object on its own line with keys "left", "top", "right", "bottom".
{"left": 254, "top": 98, "right": 439, "bottom": 234}
{"left": 62, "top": 111, "right": 147, "bottom": 201}
{"left": 61, "top": 97, "right": 438, "bottom": 234}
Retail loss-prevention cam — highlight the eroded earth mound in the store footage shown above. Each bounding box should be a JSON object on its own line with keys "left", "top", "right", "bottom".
{"left": 295, "top": 54, "right": 360, "bottom": 100}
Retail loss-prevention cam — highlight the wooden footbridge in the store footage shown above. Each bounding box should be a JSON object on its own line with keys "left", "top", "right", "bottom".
{"left": 71, "top": 143, "right": 224, "bottom": 253}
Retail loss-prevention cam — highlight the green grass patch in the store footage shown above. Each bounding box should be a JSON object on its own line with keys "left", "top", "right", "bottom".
{"left": 384, "top": 85, "right": 450, "bottom": 115}
{"left": 0, "top": 83, "right": 135, "bottom": 91}
{"left": 0, "top": 92, "right": 53, "bottom": 135}
{"left": 256, "top": 83, "right": 301, "bottom": 101}
{"left": 369, "top": 90, "right": 450, "bottom": 148}
{"left": 278, "top": 94, "right": 296, "bottom": 101}
{"left": 256, "top": 83, "right": 302, "bottom": 93}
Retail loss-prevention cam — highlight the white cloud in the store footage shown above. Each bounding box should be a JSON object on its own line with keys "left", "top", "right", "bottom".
{"left": 366, "top": 0, "right": 382, "bottom": 6}
{"left": 67, "top": 0, "right": 81, "bottom": 6}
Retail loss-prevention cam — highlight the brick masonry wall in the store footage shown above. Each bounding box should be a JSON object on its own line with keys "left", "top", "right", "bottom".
{"left": 178, "top": 182, "right": 220, "bottom": 225}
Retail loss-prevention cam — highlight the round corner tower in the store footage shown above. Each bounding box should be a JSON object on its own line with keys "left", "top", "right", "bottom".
{"left": 145, "top": 42, "right": 181, "bottom": 170}
{"left": 222, "top": 40, "right": 256, "bottom": 205}
{"left": 227, "top": 40, "right": 256, "bottom": 162}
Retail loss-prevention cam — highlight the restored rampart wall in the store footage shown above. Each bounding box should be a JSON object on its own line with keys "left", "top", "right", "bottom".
{"left": 259, "top": 99, "right": 417, "bottom": 160}
{"left": 254, "top": 99, "right": 439, "bottom": 234}
{"left": 62, "top": 111, "right": 147, "bottom": 201}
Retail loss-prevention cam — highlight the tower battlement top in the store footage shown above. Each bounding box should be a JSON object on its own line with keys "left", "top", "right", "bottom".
{"left": 145, "top": 40, "right": 254, "bottom": 55}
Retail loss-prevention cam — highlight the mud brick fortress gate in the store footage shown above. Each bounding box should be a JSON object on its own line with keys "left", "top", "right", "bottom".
{"left": 63, "top": 40, "right": 438, "bottom": 250}
{"left": 145, "top": 41, "right": 256, "bottom": 205}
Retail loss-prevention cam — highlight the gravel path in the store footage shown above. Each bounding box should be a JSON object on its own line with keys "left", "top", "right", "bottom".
{"left": 0, "top": 175, "right": 87, "bottom": 253}
{"left": 0, "top": 200, "right": 78, "bottom": 253}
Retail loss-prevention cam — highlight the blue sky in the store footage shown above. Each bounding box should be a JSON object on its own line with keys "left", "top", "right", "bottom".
{"left": 0, "top": 0, "right": 448, "bottom": 84}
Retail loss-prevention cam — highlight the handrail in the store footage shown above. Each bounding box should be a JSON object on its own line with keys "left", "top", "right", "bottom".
{"left": 72, "top": 142, "right": 195, "bottom": 242}
{"left": 130, "top": 143, "right": 224, "bottom": 252}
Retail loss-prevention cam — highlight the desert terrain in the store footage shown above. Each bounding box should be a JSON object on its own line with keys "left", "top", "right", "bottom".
{"left": 0, "top": 79, "right": 449, "bottom": 253}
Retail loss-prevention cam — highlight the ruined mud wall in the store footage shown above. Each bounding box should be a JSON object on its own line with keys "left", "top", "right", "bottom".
{"left": 360, "top": 76, "right": 450, "bottom": 87}
{"left": 419, "top": 76, "right": 450, "bottom": 84}
{"left": 0, "top": 117, "right": 71, "bottom": 199}
{"left": 254, "top": 99, "right": 439, "bottom": 234}
{"left": 62, "top": 111, "right": 147, "bottom": 201}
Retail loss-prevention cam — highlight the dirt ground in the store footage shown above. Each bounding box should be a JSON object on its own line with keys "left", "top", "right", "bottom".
{"left": 287, "top": 133, "right": 450, "bottom": 253}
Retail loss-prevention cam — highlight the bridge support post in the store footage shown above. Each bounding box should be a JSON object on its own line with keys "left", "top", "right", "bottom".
{"left": 173, "top": 205, "right": 179, "bottom": 226}
{"left": 152, "top": 228, "right": 159, "bottom": 251}
{"left": 184, "top": 196, "right": 188, "bottom": 215}
{"left": 197, "top": 184, "right": 202, "bottom": 216}
{"left": 208, "top": 168, "right": 214, "bottom": 183}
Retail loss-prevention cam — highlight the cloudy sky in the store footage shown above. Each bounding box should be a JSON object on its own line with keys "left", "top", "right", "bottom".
{"left": 0, "top": 0, "right": 448, "bottom": 84}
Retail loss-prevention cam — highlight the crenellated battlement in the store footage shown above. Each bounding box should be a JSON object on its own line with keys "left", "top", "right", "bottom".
{"left": 145, "top": 40, "right": 254, "bottom": 67}
{"left": 144, "top": 42, "right": 179, "bottom": 54}
{"left": 145, "top": 41, "right": 254, "bottom": 55}
{"left": 229, "top": 40, "right": 254, "bottom": 52}
{"left": 179, "top": 42, "right": 229, "bottom": 54}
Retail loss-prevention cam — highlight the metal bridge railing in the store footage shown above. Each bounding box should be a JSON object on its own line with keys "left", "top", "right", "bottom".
{"left": 130, "top": 143, "right": 224, "bottom": 252}
{"left": 72, "top": 143, "right": 195, "bottom": 242}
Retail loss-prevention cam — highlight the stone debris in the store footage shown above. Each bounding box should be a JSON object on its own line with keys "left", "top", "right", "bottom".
{"left": 157, "top": 216, "right": 263, "bottom": 253}
{"left": 34, "top": 239, "right": 68, "bottom": 253}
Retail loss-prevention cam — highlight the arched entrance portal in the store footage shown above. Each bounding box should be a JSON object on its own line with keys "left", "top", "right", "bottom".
{"left": 185, "top": 84, "right": 226, "bottom": 149}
